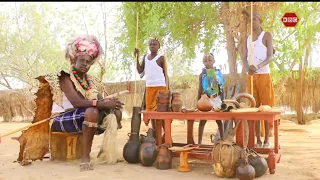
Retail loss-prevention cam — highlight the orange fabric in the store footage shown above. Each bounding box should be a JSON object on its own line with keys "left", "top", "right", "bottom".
{"left": 145, "top": 86, "right": 167, "bottom": 111}
{"left": 247, "top": 73, "right": 275, "bottom": 137}
{"left": 246, "top": 74, "right": 275, "bottom": 107}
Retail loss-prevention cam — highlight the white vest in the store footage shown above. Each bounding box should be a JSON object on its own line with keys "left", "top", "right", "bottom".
{"left": 144, "top": 53, "right": 166, "bottom": 87}
{"left": 51, "top": 93, "right": 74, "bottom": 113}
{"left": 247, "top": 31, "right": 270, "bottom": 74}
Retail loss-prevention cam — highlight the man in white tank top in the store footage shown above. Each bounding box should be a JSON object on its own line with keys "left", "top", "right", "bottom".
{"left": 134, "top": 38, "right": 170, "bottom": 138}
{"left": 242, "top": 12, "right": 276, "bottom": 148}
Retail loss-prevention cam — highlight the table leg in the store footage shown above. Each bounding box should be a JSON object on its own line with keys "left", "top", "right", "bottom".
{"left": 156, "top": 120, "right": 162, "bottom": 145}
{"left": 236, "top": 120, "right": 245, "bottom": 148}
{"left": 274, "top": 119, "right": 279, "bottom": 154}
{"left": 274, "top": 119, "right": 281, "bottom": 164}
{"left": 248, "top": 120, "right": 255, "bottom": 148}
{"left": 187, "top": 120, "right": 195, "bottom": 144}
{"left": 164, "top": 119, "right": 172, "bottom": 147}
{"left": 268, "top": 149, "right": 276, "bottom": 174}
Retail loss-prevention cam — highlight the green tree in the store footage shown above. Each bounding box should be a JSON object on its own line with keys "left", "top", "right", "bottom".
{"left": 0, "top": 2, "right": 72, "bottom": 89}
{"left": 117, "top": 2, "right": 222, "bottom": 79}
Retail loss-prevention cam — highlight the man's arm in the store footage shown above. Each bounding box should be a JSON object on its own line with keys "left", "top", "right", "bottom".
{"left": 97, "top": 93, "right": 103, "bottom": 100}
{"left": 161, "top": 56, "right": 170, "bottom": 89}
{"left": 256, "top": 32, "right": 274, "bottom": 69}
{"left": 59, "top": 73, "right": 99, "bottom": 108}
{"left": 59, "top": 73, "right": 118, "bottom": 109}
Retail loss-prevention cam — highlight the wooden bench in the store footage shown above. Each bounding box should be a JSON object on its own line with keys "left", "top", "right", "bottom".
{"left": 50, "top": 132, "right": 83, "bottom": 161}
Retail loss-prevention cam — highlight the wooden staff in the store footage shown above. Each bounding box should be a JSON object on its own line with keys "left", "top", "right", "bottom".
{"left": 250, "top": 2, "right": 254, "bottom": 95}
{"left": 0, "top": 90, "right": 129, "bottom": 139}
{"left": 134, "top": 12, "right": 139, "bottom": 106}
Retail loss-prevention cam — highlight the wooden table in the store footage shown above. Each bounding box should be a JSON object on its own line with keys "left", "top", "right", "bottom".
{"left": 141, "top": 111, "right": 281, "bottom": 174}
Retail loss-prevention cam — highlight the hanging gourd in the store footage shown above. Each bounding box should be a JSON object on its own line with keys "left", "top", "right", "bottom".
{"left": 247, "top": 148, "right": 268, "bottom": 178}
{"left": 236, "top": 154, "right": 256, "bottom": 180}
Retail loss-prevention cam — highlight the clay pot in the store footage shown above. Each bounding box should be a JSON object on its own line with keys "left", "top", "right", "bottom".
{"left": 157, "top": 90, "right": 170, "bottom": 97}
{"left": 197, "top": 94, "right": 213, "bottom": 112}
{"left": 172, "top": 92, "right": 181, "bottom": 98}
{"left": 171, "top": 100, "right": 183, "bottom": 112}
{"left": 236, "top": 157, "right": 255, "bottom": 180}
{"left": 171, "top": 92, "right": 181, "bottom": 101}
{"left": 172, "top": 96, "right": 181, "bottom": 101}
{"left": 139, "top": 128, "right": 158, "bottom": 166}
{"left": 157, "top": 90, "right": 171, "bottom": 105}
{"left": 247, "top": 149, "right": 268, "bottom": 178}
{"left": 157, "top": 104, "right": 169, "bottom": 112}
{"left": 157, "top": 97, "right": 170, "bottom": 104}
{"left": 171, "top": 92, "right": 183, "bottom": 112}
{"left": 156, "top": 144, "right": 172, "bottom": 170}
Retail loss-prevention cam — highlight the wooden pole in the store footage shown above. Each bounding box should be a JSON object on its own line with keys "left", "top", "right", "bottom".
{"left": 134, "top": 12, "right": 139, "bottom": 106}
{"left": 250, "top": 2, "right": 254, "bottom": 95}
{"left": 297, "top": 57, "right": 305, "bottom": 124}
{"left": 0, "top": 90, "right": 129, "bottom": 139}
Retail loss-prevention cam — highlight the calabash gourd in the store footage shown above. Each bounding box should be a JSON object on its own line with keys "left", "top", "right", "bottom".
{"left": 197, "top": 94, "right": 213, "bottom": 112}
{"left": 247, "top": 148, "right": 268, "bottom": 178}
{"left": 236, "top": 156, "right": 255, "bottom": 180}
{"left": 212, "top": 120, "right": 243, "bottom": 178}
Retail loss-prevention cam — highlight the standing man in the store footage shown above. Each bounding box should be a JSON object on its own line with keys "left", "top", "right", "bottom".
{"left": 242, "top": 12, "right": 275, "bottom": 148}
{"left": 134, "top": 38, "right": 170, "bottom": 138}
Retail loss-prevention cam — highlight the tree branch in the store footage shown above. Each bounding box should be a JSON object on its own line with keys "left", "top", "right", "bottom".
{"left": 81, "top": 11, "right": 89, "bottom": 34}
{"left": 12, "top": 93, "right": 35, "bottom": 116}
{"left": 0, "top": 72, "right": 13, "bottom": 89}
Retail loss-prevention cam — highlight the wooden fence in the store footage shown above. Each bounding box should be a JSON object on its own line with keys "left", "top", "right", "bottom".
{"left": 1, "top": 71, "right": 320, "bottom": 122}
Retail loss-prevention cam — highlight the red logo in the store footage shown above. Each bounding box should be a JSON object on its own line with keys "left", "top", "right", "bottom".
{"left": 281, "top": 12, "right": 299, "bottom": 28}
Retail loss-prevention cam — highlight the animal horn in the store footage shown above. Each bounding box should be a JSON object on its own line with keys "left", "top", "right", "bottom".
{"left": 231, "top": 92, "right": 256, "bottom": 108}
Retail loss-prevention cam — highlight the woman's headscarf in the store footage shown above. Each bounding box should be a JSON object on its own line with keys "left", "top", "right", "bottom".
{"left": 65, "top": 35, "right": 103, "bottom": 64}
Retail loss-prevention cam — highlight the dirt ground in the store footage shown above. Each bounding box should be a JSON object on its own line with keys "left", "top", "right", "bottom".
{"left": 1, "top": 119, "right": 320, "bottom": 180}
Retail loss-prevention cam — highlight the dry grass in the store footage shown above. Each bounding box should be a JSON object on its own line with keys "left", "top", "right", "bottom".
{"left": 1, "top": 70, "right": 320, "bottom": 122}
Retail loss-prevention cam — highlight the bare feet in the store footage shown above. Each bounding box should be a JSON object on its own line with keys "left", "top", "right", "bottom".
{"left": 117, "top": 122, "right": 122, "bottom": 129}
{"left": 80, "top": 162, "right": 94, "bottom": 172}
{"left": 263, "top": 142, "right": 270, "bottom": 148}
{"left": 255, "top": 140, "right": 262, "bottom": 148}
{"left": 80, "top": 157, "right": 94, "bottom": 172}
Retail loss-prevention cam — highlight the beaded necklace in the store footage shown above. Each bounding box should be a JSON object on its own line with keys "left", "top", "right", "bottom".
{"left": 71, "top": 66, "right": 93, "bottom": 91}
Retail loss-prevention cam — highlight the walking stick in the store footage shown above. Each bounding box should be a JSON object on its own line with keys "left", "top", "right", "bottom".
{"left": 134, "top": 12, "right": 139, "bottom": 107}
{"left": 0, "top": 90, "right": 129, "bottom": 139}
{"left": 131, "top": 11, "right": 142, "bottom": 129}
{"left": 250, "top": 2, "right": 254, "bottom": 95}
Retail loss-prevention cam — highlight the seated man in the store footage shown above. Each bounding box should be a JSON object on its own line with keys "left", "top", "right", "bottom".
{"left": 47, "top": 35, "right": 124, "bottom": 171}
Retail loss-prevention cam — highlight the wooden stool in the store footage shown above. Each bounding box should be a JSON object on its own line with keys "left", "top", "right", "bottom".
{"left": 169, "top": 146, "right": 198, "bottom": 172}
{"left": 50, "top": 132, "right": 83, "bottom": 161}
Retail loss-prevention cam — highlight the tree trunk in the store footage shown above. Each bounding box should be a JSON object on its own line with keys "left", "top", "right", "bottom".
{"left": 238, "top": 10, "right": 249, "bottom": 93}
{"left": 221, "top": 2, "right": 238, "bottom": 85}
{"left": 303, "top": 43, "right": 311, "bottom": 67}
